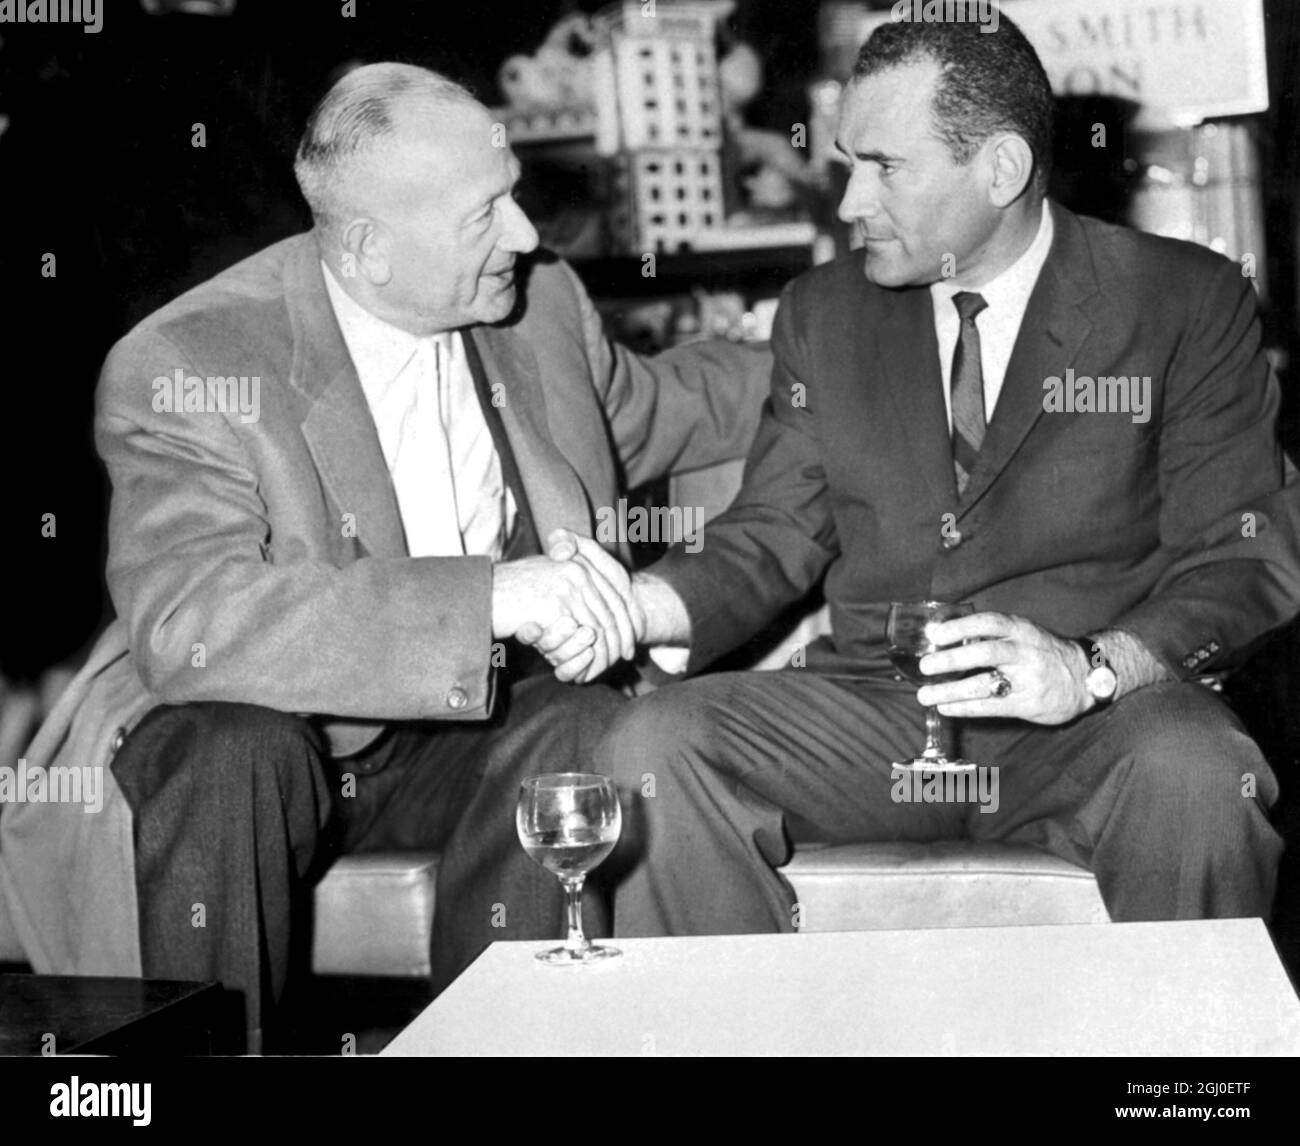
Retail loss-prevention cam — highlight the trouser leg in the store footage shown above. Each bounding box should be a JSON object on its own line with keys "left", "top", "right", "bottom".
{"left": 342, "top": 675, "right": 628, "bottom": 997}
{"left": 598, "top": 671, "right": 1283, "bottom": 936}
{"left": 111, "top": 701, "right": 335, "bottom": 1052}
{"left": 113, "top": 680, "right": 630, "bottom": 1037}
{"left": 963, "top": 681, "right": 1283, "bottom": 920}
{"left": 597, "top": 671, "right": 965, "bottom": 937}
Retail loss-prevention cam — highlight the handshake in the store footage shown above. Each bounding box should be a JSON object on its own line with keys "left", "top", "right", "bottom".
{"left": 491, "top": 528, "right": 664, "bottom": 684}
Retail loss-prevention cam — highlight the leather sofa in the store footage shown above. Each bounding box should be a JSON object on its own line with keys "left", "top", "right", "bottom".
{"left": 302, "top": 455, "right": 1110, "bottom": 980}
{"left": 307, "top": 842, "right": 1107, "bottom": 977}
{"left": 0, "top": 461, "right": 1112, "bottom": 978}
{"left": 0, "top": 839, "right": 1108, "bottom": 976}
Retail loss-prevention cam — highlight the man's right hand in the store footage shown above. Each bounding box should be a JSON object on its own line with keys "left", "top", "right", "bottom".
{"left": 517, "top": 549, "right": 692, "bottom": 684}
{"left": 492, "top": 547, "right": 640, "bottom": 682}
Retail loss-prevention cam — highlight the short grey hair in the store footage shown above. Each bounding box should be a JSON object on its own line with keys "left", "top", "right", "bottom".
{"left": 294, "top": 62, "right": 480, "bottom": 230}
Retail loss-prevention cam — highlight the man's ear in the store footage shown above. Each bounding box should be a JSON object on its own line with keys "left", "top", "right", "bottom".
{"left": 340, "top": 217, "right": 392, "bottom": 286}
{"left": 985, "top": 133, "right": 1035, "bottom": 208}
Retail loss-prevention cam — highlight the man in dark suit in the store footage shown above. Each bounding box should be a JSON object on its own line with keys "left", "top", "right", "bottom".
{"left": 0, "top": 63, "right": 768, "bottom": 1050}
{"left": 530, "top": 15, "right": 1300, "bottom": 933}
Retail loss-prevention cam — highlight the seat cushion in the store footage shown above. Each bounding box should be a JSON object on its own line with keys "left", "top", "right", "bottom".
{"left": 311, "top": 853, "right": 439, "bottom": 977}
{"left": 782, "top": 841, "right": 1109, "bottom": 932}
{"left": 309, "top": 842, "right": 1107, "bottom": 978}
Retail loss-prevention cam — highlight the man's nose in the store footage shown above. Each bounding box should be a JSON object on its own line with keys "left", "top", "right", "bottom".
{"left": 837, "top": 169, "right": 881, "bottom": 225}
{"left": 499, "top": 196, "right": 540, "bottom": 254}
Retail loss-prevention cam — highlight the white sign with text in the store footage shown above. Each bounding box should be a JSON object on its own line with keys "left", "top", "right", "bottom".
{"left": 861, "top": 0, "right": 1269, "bottom": 126}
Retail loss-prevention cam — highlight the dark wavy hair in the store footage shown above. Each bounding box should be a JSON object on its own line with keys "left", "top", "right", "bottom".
{"left": 853, "top": 9, "right": 1054, "bottom": 190}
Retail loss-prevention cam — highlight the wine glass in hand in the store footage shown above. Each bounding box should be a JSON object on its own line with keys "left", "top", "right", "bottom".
{"left": 887, "top": 600, "right": 977, "bottom": 772}
{"left": 517, "top": 773, "right": 622, "bottom": 964}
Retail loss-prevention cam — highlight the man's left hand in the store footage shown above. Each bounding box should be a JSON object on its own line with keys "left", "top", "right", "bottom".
{"left": 916, "top": 612, "right": 1090, "bottom": 725}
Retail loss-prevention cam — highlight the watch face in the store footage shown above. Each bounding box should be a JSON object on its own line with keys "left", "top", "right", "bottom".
{"left": 1088, "top": 666, "right": 1118, "bottom": 699}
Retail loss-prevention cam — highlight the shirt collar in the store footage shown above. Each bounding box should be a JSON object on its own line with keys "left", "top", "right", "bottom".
{"left": 930, "top": 198, "right": 1055, "bottom": 318}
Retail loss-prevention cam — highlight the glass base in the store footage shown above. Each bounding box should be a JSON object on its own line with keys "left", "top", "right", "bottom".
{"left": 535, "top": 942, "right": 621, "bottom": 965}
{"left": 892, "top": 755, "right": 979, "bottom": 773}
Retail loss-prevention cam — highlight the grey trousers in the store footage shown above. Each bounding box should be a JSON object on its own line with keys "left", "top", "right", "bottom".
{"left": 599, "top": 672, "right": 1284, "bottom": 937}
{"left": 111, "top": 673, "right": 626, "bottom": 1051}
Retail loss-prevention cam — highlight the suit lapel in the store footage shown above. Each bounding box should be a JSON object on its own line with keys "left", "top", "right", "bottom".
{"left": 285, "top": 239, "right": 596, "bottom": 554}
{"left": 285, "top": 239, "right": 409, "bottom": 557}
{"left": 466, "top": 322, "right": 594, "bottom": 542}
{"left": 869, "top": 204, "right": 1101, "bottom": 518}
{"left": 957, "top": 204, "right": 1101, "bottom": 515}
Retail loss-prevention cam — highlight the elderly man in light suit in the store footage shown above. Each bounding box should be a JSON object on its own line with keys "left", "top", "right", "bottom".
{"left": 0, "top": 64, "right": 768, "bottom": 1050}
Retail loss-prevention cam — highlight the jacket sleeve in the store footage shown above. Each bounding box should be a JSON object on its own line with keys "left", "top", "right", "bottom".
{"left": 559, "top": 260, "right": 774, "bottom": 490}
{"left": 96, "top": 329, "right": 496, "bottom": 723}
{"left": 1110, "top": 263, "right": 1300, "bottom": 677}
{"left": 644, "top": 276, "right": 841, "bottom": 672}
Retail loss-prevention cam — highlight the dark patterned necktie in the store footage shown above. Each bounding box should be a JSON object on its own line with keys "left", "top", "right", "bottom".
{"left": 950, "top": 291, "right": 989, "bottom": 496}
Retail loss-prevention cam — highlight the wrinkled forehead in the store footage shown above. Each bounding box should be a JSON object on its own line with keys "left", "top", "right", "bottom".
{"left": 837, "top": 60, "right": 944, "bottom": 152}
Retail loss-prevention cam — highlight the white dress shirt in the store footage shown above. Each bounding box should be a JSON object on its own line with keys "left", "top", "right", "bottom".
{"left": 321, "top": 263, "right": 516, "bottom": 559}
{"left": 929, "top": 199, "right": 1055, "bottom": 431}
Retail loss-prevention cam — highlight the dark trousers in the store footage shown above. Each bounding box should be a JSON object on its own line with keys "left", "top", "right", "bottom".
{"left": 111, "top": 675, "right": 626, "bottom": 1051}
{"left": 598, "top": 672, "right": 1284, "bottom": 937}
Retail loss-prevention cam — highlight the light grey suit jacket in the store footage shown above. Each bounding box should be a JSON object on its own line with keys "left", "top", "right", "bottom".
{"left": 0, "top": 233, "right": 770, "bottom": 976}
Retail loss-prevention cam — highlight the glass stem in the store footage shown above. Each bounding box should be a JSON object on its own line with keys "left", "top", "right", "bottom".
{"left": 563, "top": 875, "right": 587, "bottom": 953}
{"left": 923, "top": 706, "right": 944, "bottom": 759}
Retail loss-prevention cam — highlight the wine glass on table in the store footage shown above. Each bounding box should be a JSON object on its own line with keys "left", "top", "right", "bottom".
{"left": 517, "top": 772, "right": 622, "bottom": 964}
{"left": 887, "top": 599, "right": 978, "bottom": 772}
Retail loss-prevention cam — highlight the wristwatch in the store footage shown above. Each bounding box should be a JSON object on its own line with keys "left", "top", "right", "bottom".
{"left": 1073, "top": 636, "right": 1118, "bottom": 708}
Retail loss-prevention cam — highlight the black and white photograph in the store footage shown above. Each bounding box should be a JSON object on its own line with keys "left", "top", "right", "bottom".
{"left": 0, "top": 0, "right": 1298, "bottom": 1113}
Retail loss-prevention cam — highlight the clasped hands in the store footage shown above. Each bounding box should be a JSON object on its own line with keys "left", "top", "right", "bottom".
{"left": 492, "top": 528, "right": 645, "bottom": 683}
{"left": 492, "top": 539, "right": 1096, "bottom": 716}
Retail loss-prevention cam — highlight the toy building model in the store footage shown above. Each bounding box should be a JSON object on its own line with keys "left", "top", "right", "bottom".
{"left": 497, "top": 0, "right": 815, "bottom": 256}
{"left": 593, "top": 1, "right": 730, "bottom": 253}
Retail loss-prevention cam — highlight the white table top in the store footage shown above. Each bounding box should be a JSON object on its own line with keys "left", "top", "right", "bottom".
{"left": 383, "top": 918, "right": 1300, "bottom": 1057}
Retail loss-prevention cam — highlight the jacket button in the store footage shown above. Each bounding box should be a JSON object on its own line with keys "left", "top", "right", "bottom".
{"left": 941, "top": 530, "right": 963, "bottom": 551}
{"left": 1207, "top": 640, "right": 1220, "bottom": 654}
{"left": 108, "top": 726, "right": 128, "bottom": 756}
{"left": 1182, "top": 654, "right": 1199, "bottom": 670}
{"left": 446, "top": 687, "right": 469, "bottom": 711}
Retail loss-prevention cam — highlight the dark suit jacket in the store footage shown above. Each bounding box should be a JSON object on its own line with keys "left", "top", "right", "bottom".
{"left": 0, "top": 234, "right": 770, "bottom": 976}
{"left": 657, "top": 203, "right": 1300, "bottom": 678}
